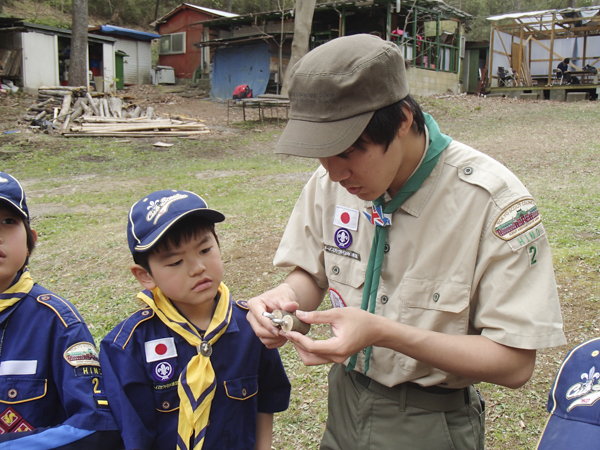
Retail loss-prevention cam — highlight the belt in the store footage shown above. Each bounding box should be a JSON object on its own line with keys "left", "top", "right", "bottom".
{"left": 350, "top": 370, "right": 469, "bottom": 412}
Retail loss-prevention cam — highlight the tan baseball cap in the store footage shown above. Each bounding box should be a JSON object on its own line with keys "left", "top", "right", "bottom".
{"left": 275, "top": 34, "right": 409, "bottom": 158}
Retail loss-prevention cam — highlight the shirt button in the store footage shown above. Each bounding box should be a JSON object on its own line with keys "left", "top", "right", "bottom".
{"left": 463, "top": 167, "right": 473, "bottom": 175}
{"left": 433, "top": 293, "right": 440, "bottom": 302}
{"left": 242, "top": 388, "right": 247, "bottom": 397}
{"left": 381, "top": 295, "right": 389, "bottom": 304}
{"left": 7, "top": 389, "right": 17, "bottom": 399}
{"left": 162, "top": 401, "right": 170, "bottom": 409}
{"left": 384, "top": 243, "right": 390, "bottom": 253}
{"left": 141, "top": 310, "right": 150, "bottom": 316}
{"left": 332, "top": 266, "right": 340, "bottom": 275}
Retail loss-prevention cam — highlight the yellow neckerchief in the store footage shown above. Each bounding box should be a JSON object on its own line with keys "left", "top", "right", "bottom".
{"left": 0, "top": 270, "right": 34, "bottom": 314}
{"left": 137, "top": 282, "right": 232, "bottom": 450}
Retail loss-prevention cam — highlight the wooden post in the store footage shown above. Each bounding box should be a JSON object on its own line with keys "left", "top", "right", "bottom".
{"left": 547, "top": 12, "right": 557, "bottom": 86}
{"left": 386, "top": 1, "right": 392, "bottom": 41}
{"left": 519, "top": 22, "right": 524, "bottom": 85}
{"left": 436, "top": 13, "right": 440, "bottom": 71}
{"left": 489, "top": 24, "right": 495, "bottom": 87}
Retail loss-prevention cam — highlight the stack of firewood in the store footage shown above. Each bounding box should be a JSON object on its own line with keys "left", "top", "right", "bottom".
{"left": 24, "top": 86, "right": 209, "bottom": 138}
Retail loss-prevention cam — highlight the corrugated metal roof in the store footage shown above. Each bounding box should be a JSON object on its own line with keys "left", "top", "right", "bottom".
{"left": 153, "top": 2, "right": 238, "bottom": 26}
{"left": 487, "top": 6, "right": 600, "bottom": 22}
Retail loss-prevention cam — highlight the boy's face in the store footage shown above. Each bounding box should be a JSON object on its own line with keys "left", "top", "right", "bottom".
{"left": 133, "top": 230, "right": 224, "bottom": 318}
{"left": 0, "top": 205, "right": 31, "bottom": 293}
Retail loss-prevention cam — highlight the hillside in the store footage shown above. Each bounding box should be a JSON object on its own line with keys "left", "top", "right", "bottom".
{"left": 1, "top": 0, "right": 156, "bottom": 32}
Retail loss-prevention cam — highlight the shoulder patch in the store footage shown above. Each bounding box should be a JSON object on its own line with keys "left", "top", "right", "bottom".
{"left": 37, "top": 294, "right": 82, "bottom": 328}
{"left": 493, "top": 198, "right": 541, "bottom": 241}
{"left": 113, "top": 307, "right": 154, "bottom": 350}
{"left": 64, "top": 342, "right": 100, "bottom": 367}
{"left": 235, "top": 299, "right": 249, "bottom": 310}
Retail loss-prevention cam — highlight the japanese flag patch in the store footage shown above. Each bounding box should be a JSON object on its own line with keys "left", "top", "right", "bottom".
{"left": 333, "top": 206, "right": 359, "bottom": 231}
{"left": 145, "top": 337, "right": 177, "bottom": 363}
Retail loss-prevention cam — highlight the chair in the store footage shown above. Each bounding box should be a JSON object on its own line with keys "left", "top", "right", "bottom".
{"left": 551, "top": 69, "right": 564, "bottom": 86}
{"left": 497, "top": 66, "right": 516, "bottom": 87}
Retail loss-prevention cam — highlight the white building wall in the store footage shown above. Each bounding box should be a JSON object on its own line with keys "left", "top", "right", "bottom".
{"left": 22, "top": 31, "right": 59, "bottom": 91}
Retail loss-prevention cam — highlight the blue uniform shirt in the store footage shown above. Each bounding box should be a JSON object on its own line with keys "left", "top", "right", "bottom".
{"left": 0, "top": 276, "right": 121, "bottom": 449}
{"left": 100, "top": 297, "right": 290, "bottom": 450}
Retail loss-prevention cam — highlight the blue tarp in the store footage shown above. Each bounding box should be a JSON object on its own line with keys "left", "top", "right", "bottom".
{"left": 100, "top": 25, "right": 160, "bottom": 41}
{"left": 210, "top": 42, "right": 270, "bottom": 101}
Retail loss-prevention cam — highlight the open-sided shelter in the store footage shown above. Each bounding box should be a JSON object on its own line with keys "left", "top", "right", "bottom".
{"left": 487, "top": 6, "right": 600, "bottom": 92}
{"left": 194, "top": 0, "right": 471, "bottom": 100}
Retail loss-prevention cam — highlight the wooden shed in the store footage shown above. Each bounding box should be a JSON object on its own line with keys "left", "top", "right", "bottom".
{"left": 89, "top": 25, "right": 160, "bottom": 86}
{"left": 0, "top": 19, "right": 116, "bottom": 94}
{"left": 151, "top": 3, "right": 237, "bottom": 80}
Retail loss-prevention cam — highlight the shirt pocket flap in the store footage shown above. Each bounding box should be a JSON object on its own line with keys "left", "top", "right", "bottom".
{"left": 401, "top": 279, "right": 470, "bottom": 313}
{"left": 325, "top": 254, "right": 366, "bottom": 289}
{"left": 223, "top": 376, "right": 258, "bottom": 401}
{"left": 0, "top": 377, "right": 47, "bottom": 404}
{"left": 154, "top": 386, "right": 180, "bottom": 412}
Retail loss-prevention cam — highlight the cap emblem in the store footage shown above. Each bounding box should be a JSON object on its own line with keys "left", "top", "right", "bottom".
{"left": 565, "top": 366, "right": 600, "bottom": 411}
{"left": 0, "top": 178, "right": 7, "bottom": 183}
{"left": 146, "top": 193, "right": 188, "bottom": 225}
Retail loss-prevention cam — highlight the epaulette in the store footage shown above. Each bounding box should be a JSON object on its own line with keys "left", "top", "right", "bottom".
{"left": 37, "top": 294, "right": 82, "bottom": 328}
{"left": 113, "top": 307, "right": 155, "bottom": 350}
{"left": 235, "top": 299, "right": 249, "bottom": 310}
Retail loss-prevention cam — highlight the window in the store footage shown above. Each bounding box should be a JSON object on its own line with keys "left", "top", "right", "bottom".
{"left": 159, "top": 32, "right": 186, "bottom": 55}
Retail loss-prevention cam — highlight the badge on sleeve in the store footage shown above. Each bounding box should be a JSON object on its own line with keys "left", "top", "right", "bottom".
{"left": 145, "top": 337, "right": 177, "bottom": 363}
{"left": 493, "top": 199, "right": 541, "bottom": 240}
{"left": 64, "top": 343, "right": 100, "bottom": 367}
{"left": 334, "top": 206, "right": 359, "bottom": 231}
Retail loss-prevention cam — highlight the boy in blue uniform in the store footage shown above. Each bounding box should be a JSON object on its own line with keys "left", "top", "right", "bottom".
{"left": 100, "top": 190, "right": 290, "bottom": 450}
{"left": 0, "top": 172, "right": 122, "bottom": 449}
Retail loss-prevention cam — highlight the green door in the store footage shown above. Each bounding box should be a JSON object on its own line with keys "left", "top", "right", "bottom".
{"left": 115, "top": 51, "right": 128, "bottom": 90}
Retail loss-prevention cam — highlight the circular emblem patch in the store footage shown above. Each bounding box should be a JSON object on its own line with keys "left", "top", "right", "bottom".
{"left": 493, "top": 198, "right": 541, "bottom": 241}
{"left": 153, "top": 361, "right": 174, "bottom": 382}
{"left": 334, "top": 228, "right": 352, "bottom": 249}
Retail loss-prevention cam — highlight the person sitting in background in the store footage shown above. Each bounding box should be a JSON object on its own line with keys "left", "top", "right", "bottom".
{"left": 557, "top": 58, "right": 572, "bottom": 84}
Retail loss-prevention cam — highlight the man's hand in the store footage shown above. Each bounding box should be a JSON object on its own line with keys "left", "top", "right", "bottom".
{"left": 246, "top": 284, "right": 299, "bottom": 349}
{"left": 283, "top": 308, "right": 378, "bottom": 366}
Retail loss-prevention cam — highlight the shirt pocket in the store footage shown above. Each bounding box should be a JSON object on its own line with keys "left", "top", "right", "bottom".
{"left": 323, "top": 251, "right": 367, "bottom": 289}
{"left": 0, "top": 377, "right": 47, "bottom": 404}
{"left": 223, "top": 375, "right": 258, "bottom": 401}
{"left": 154, "top": 385, "right": 179, "bottom": 413}
{"left": 396, "top": 279, "right": 471, "bottom": 371}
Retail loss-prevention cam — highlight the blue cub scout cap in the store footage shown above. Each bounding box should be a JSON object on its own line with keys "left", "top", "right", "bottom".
{"left": 0, "top": 172, "right": 29, "bottom": 222}
{"left": 127, "top": 189, "right": 225, "bottom": 254}
{"left": 537, "top": 336, "right": 600, "bottom": 449}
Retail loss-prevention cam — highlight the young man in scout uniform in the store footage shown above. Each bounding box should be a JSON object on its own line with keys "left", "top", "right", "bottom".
{"left": 0, "top": 172, "right": 122, "bottom": 449}
{"left": 247, "top": 34, "right": 567, "bottom": 449}
{"left": 100, "top": 190, "right": 290, "bottom": 450}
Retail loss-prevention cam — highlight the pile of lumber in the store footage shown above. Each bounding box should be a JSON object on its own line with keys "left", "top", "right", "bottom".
{"left": 24, "top": 86, "right": 209, "bottom": 138}
{"left": 63, "top": 117, "right": 209, "bottom": 138}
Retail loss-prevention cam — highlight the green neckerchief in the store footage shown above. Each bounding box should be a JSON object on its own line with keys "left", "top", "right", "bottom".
{"left": 347, "top": 113, "right": 452, "bottom": 375}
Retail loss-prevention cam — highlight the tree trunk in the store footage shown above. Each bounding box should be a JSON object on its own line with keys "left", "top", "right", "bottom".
{"left": 70, "top": 0, "right": 89, "bottom": 87}
{"left": 568, "top": 0, "right": 576, "bottom": 7}
{"left": 226, "top": 0, "right": 232, "bottom": 12}
{"left": 0, "top": 0, "right": 4, "bottom": 14}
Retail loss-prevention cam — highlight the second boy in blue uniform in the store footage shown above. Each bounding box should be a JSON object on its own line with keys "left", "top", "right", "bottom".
{"left": 100, "top": 190, "right": 290, "bottom": 450}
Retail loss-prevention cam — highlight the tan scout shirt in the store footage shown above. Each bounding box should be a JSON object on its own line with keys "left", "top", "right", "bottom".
{"left": 274, "top": 137, "right": 566, "bottom": 389}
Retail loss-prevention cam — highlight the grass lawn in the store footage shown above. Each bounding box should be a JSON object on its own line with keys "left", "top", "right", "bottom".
{"left": 2, "top": 94, "right": 599, "bottom": 449}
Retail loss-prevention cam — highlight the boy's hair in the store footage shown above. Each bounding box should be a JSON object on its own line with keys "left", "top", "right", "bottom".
{"left": 1, "top": 202, "right": 36, "bottom": 267}
{"left": 133, "top": 215, "right": 219, "bottom": 274}
{"left": 355, "top": 95, "right": 426, "bottom": 152}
